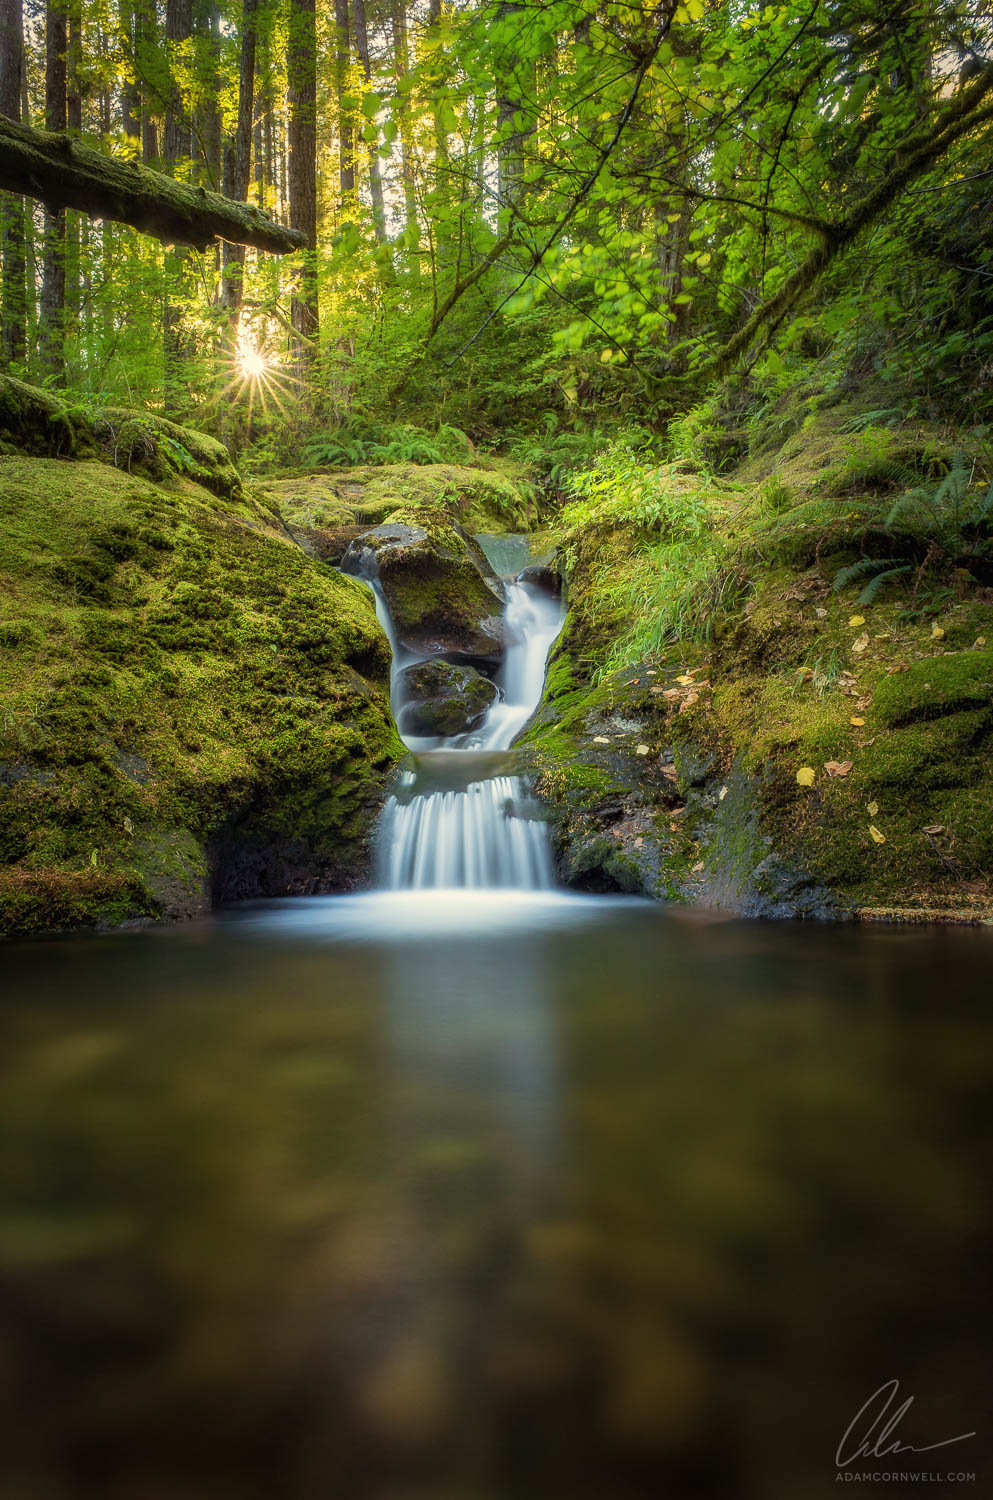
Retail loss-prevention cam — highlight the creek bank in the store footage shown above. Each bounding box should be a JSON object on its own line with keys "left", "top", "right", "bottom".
{"left": 526, "top": 397, "right": 993, "bottom": 923}
{"left": 0, "top": 400, "right": 403, "bottom": 938}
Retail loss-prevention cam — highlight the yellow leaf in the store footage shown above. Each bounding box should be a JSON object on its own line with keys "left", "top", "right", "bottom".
{"left": 848, "top": 615, "right": 865, "bottom": 627}
{"left": 869, "top": 825, "right": 886, "bottom": 844}
{"left": 850, "top": 716, "right": 865, "bottom": 726}
{"left": 796, "top": 766, "right": 816, "bottom": 786}
{"left": 975, "top": 636, "right": 987, "bottom": 647}
{"left": 867, "top": 801, "right": 880, "bottom": 817}
{"left": 931, "top": 624, "right": 945, "bottom": 640}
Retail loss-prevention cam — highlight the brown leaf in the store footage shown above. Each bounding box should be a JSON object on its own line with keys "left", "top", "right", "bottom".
{"left": 824, "top": 760, "right": 853, "bottom": 778}
{"left": 922, "top": 824, "right": 946, "bottom": 836}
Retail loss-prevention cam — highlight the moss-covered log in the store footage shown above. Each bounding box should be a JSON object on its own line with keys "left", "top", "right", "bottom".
{"left": 0, "top": 116, "right": 307, "bottom": 253}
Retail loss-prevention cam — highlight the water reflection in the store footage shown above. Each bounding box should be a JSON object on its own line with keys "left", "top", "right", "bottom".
{"left": 0, "top": 902, "right": 990, "bottom": 1498}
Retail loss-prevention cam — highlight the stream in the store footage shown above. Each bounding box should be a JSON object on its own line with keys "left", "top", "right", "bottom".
{"left": 0, "top": 537, "right": 991, "bottom": 1497}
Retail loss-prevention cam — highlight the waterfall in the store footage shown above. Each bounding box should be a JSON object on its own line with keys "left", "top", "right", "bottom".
{"left": 372, "top": 540, "right": 563, "bottom": 891}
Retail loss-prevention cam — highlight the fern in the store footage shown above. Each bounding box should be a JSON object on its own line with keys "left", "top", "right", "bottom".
{"left": 858, "top": 565, "right": 912, "bottom": 604}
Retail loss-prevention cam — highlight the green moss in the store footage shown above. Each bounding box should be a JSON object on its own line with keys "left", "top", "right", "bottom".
{"left": 872, "top": 651, "right": 993, "bottom": 726}
{"left": 262, "top": 461, "right": 535, "bottom": 536}
{"left": 0, "top": 454, "right": 402, "bottom": 938}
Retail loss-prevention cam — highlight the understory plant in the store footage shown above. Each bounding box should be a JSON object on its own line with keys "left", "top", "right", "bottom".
{"left": 560, "top": 440, "right": 750, "bottom": 673}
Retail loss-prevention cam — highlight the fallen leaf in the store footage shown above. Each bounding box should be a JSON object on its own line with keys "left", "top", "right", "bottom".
{"left": 796, "top": 766, "right": 816, "bottom": 786}
{"left": 661, "top": 765, "right": 679, "bottom": 783}
{"left": 867, "top": 801, "right": 880, "bottom": 816}
{"left": 839, "top": 670, "right": 858, "bottom": 684}
{"left": 691, "top": 861, "right": 705, "bottom": 874}
{"left": 676, "top": 673, "right": 696, "bottom": 685}
{"left": 848, "top": 614, "right": 865, "bottom": 627}
{"left": 887, "top": 661, "right": 910, "bottom": 674}
{"left": 815, "top": 607, "right": 827, "bottom": 618}
{"left": 631, "top": 677, "right": 640, "bottom": 684}
{"left": 593, "top": 735, "right": 611, "bottom": 744}
{"left": 856, "top": 694, "right": 873, "bottom": 709}
{"left": 633, "top": 836, "right": 644, "bottom": 848}
{"left": 796, "top": 667, "right": 814, "bottom": 682}
{"left": 850, "top": 716, "right": 865, "bottom": 726}
{"left": 931, "top": 624, "right": 945, "bottom": 640}
{"left": 718, "top": 785, "right": 729, "bottom": 801}
{"left": 824, "top": 760, "right": 853, "bottom": 778}
{"left": 646, "top": 669, "right": 657, "bottom": 675}
{"left": 869, "top": 825, "right": 886, "bottom": 844}
{"left": 663, "top": 687, "right": 682, "bottom": 701}
{"left": 852, "top": 632, "right": 869, "bottom": 654}
{"left": 772, "top": 616, "right": 782, "bottom": 627}
{"left": 923, "top": 824, "right": 945, "bottom": 836}
{"left": 975, "top": 637, "right": 987, "bottom": 648}
{"left": 678, "top": 691, "right": 700, "bottom": 713}
{"left": 635, "top": 744, "right": 650, "bottom": 756}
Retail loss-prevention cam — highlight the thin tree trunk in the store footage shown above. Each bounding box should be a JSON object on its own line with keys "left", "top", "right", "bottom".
{"left": 121, "top": 0, "right": 140, "bottom": 142}
{"left": 162, "top": 0, "right": 193, "bottom": 413}
{"left": 334, "top": 0, "right": 354, "bottom": 206}
{"left": 137, "top": 0, "right": 157, "bottom": 163}
{"left": 288, "top": 0, "right": 318, "bottom": 365}
{"left": 390, "top": 0, "right": 418, "bottom": 252}
{"left": 221, "top": 0, "right": 257, "bottom": 319}
{"left": 0, "top": 0, "right": 26, "bottom": 368}
{"left": 352, "top": 0, "right": 386, "bottom": 245}
{"left": 39, "top": 0, "right": 68, "bottom": 384}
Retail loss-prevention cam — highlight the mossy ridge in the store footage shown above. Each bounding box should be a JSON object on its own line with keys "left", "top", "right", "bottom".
{"left": 261, "top": 459, "right": 537, "bottom": 538}
{"left": 0, "top": 373, "right": 243, "bottom": 500}
{"left": 533, "top": 401, "right": 993, "bottom": 920}
{"left": 0, "top": 456, "right": 402, "bottom": 938}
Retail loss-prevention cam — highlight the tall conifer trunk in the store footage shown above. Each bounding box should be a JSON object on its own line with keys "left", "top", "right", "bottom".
{"left": 288, "top": 0, "right": 317, "bottom": 366}
{"left": 0, "top": 0, "right": 26, "bottom": 368}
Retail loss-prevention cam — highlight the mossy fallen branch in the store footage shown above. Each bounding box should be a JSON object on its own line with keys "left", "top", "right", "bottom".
{"left": 0, "top": 116, "right": 306, "bottom": 254}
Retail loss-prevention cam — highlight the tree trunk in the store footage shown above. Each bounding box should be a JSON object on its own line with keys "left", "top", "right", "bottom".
{"left": 496, "top": 1, "right": 534, "bottom": 236}
{"left": 334, "top": 0, "right": 354, "bottom": 207}
{"left": 352, "top": 0, "right": 386, "bottom": 245}
{"left": 121, "top": 0, "right": 140, "bottom": 142}
{"left": 0, "top": 0, "right": 26, "bottom": 368}
{"left": 39, "top": 0, "right": 67, "bottom": 385}
{"left": 163, "top": 0, "right": 192, "bottom": 170}
{"left": 288, "top": 0, "right": 318, "bottom": 365}
{"left": 136, "top": 0, "right": 157, "bottom": 164}
{"left": 220, "top": 0, "right": 257, "bottom": 319}
{"left": 390, "top": 0, "right": 419, "bottom": 253}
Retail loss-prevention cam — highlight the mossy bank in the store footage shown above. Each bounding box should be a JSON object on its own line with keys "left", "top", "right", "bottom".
{"left": 527, "top": 395, "right": 993, "bottom": 923}
{"left": 0, "top": 400, "right": 403, "bottom": 939}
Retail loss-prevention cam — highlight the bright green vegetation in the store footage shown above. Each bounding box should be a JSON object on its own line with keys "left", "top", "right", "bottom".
{"left": 528, "top": 396, "right": 993, "bottom": 920}
{"left": 0, "top": 440, "right": 401, "bottom": 937}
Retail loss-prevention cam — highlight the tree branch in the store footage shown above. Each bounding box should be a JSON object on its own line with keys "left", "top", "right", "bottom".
{"left": 0, "top": 116, "right": 306, "bottom": 254}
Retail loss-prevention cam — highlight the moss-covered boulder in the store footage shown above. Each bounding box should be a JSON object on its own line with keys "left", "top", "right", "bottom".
{"left": 0, "top": 454, "right": 403, "bottom": 938}
{"left": 90, "top": 409, "right": 243, "bottom": 500}
{"left": 396, "top": 660, "right": 498, "bottom": 738}
{"left": 0, "top": 374, "right": 93, "bottom": 459}
{"left": 342, "top": 522, "right": 507, "bottom": 667}
{"left": 260, "top": 460, "right": 536, "bottom": 537}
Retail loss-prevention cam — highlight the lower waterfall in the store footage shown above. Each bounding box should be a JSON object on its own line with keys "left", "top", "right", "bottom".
{"left": 373, "top": 542, "right": 564, "bottom": 891}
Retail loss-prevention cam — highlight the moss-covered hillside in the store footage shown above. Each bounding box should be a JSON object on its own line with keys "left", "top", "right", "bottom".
{"left": 527, "top": 395, "right": 993, "bottom": 922}
{"left": 0, "top": 430, "right": 402, "bottom": 938}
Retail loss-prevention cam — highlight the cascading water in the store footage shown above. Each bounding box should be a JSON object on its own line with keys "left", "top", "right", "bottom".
{"left": 371, "top": 539, "right": 564, "bottom": 891}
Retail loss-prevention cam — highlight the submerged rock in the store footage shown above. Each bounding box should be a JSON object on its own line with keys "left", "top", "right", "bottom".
{"left": 341, "top": 522, "right": 506, "bottom": 668}
{"left": 396, "top": 660, "right": 498, "bottom": 738}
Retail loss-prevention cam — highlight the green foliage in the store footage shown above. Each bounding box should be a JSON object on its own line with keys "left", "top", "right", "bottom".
{"left": 831, "top": 457, "right": 993, "bottom": 601}
{"left": 302, "top": 420, "right": 474, "bottom": 469}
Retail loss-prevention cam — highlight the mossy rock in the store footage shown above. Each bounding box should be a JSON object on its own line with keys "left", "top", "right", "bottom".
{"left": 396, "top": 660, "right": 498, "bottom": 738}
{"left": 92, "top": 409, "right": 242, "bottom": 499}
{"left": 342, "top": 523, "right": 506, "bottom": 666}
{"left": 871, "top": 651, "right": 993, "bottom": 726}
{"left": 0, "top": 374, "right": 92, "bottom": 459}
{"left": 262, "top": 461, "right": 536, "bottom": 535}
{"left": 0, "top": 455, "right": 402, "bottom": 938}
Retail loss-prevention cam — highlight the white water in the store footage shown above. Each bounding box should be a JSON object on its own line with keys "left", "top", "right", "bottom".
{"left": 371, "top": 540, "right": 564, "bottom": 891}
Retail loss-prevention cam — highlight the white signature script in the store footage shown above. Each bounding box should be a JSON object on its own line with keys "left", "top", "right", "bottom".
{"left": 836, "top": 1380, "right": 977, "bottom": 1468}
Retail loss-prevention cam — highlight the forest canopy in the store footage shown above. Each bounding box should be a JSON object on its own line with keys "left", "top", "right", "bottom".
{"left": 0, "top": 0, "right": 991, "bottom": 452}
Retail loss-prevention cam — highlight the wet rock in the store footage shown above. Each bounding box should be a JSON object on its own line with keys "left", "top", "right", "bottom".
{"left": 341, "top": 523, "right": 506, "bottom": 667}
{"left": 396, "top": 660, "right": 498, "bottom": 738}
{"left": 518, "top": 563, "right": 562, "bottom": 596}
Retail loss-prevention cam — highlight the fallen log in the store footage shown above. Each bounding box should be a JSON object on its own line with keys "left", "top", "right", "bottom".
{"left": 0, "top": 115, "right": 306, "bottom": 254}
